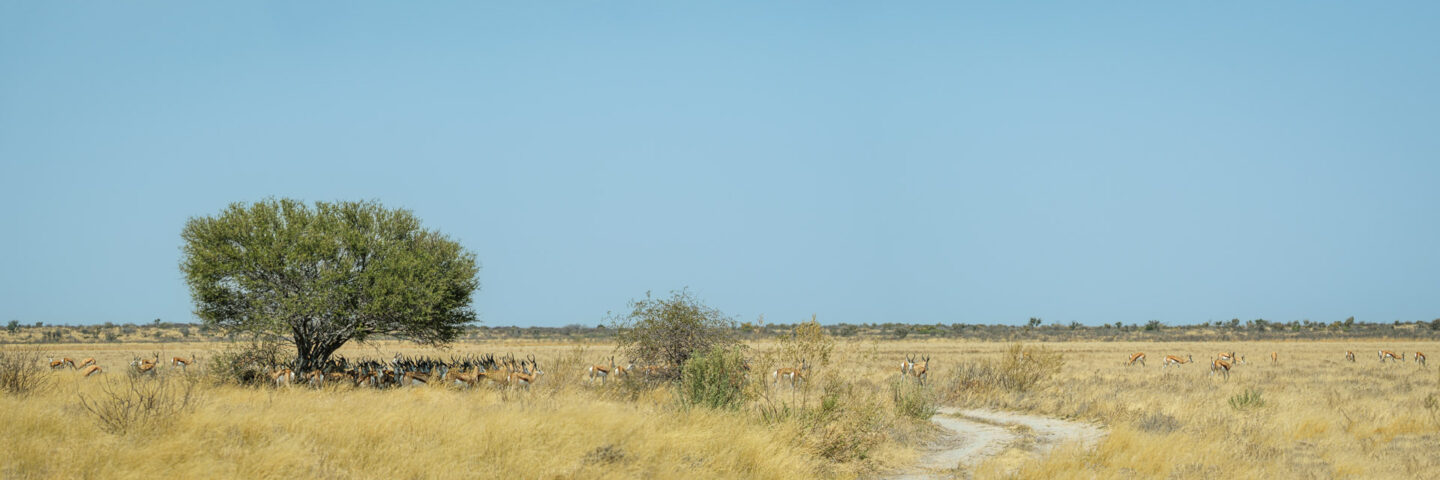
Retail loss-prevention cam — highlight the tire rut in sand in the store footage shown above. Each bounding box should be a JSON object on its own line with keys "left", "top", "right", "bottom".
{"left": 889, "top": 407, "right": 1105, "bottom": 479}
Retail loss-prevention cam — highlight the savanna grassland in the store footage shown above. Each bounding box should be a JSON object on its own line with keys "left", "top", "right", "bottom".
{"left": 3, "top": 338, "right": 1438, "bottom": 479}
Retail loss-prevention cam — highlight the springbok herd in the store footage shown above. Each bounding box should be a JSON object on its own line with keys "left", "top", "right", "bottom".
{"left": 42, "top": 346, "right": 1425, "bottom": 390}
{"left": 40, "top": 350, "right": 945, "bottom": 390}
{"left": 1124, "top": 349, "right": 1428, "bottom": 380}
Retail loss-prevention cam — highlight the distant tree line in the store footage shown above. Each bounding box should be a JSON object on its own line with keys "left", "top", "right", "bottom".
{"left": 6, "top": 316, "right": 1439, "bottom": 344}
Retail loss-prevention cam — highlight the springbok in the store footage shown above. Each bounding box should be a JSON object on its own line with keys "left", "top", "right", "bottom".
{"left": 772, "top": 359, "right": 809, "bottom": 388}
{"left": 509, "top": 355, "right": 542, "bottom": 389}
{"left": 1345, "top": 351, "right": 1356, "bottom": 362}
{"left": 81, "top": 365, "right": 104, "bottom": 378}
{"left": 48, "top": 357, "right": 67, "bottom": 370}
{"left": 613, "top": 358, "right": 635, "bottom": 379}
{"left": 900, "top": 355, "right": 916, "bottom": 376}
{"left": 1162, "top": 354, "right": 1193, "bottom": 369}
{"left": 1379, "top": 350, "right": 1404, "bottom": 363}
{"left": 1415, "top": 352, "right": 1427, "bottom": 367}
{"left": 1210, "top": 358, "right": 1232, "bottom": 380}
{"left": 588, "top": 356, "right": 614, "bottom": 384}
{"left": 171, "top": 354, "right": 195, "bottom": 370}
{"left": 1217, "top": 352, "right": 1243, "bottom": 365}
{"left": 131, "top": 355, "right": 158, "bottom": 375}
{"left": 912, "top": 356, "right": 930, "bottom": 384}
{"left": 77, "top": 357, "right": 96, "bottom": 369}
{"left": 271, "top": 366, "right": 295, "bottom": 387}
{"left": 1270, "top": 352, "right": 1278, "bottom": 365}
{"left": 1126, "top": 352, "right": 1146, "bottom": 366}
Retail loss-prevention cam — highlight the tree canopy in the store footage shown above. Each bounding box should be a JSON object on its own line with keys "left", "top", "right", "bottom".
{"left": 180, "top": 199, "right": 479, "bottom": 370}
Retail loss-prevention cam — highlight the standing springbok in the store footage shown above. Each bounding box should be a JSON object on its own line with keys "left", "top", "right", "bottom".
{"left": 77, "top": 357, "right": 96, "bottom": 369}
{"left": 912, "top": 356, "right": 930, "bottom": 384}
{"left": 588, "top": 356, "right": 615, "bottom": 384}
{"left": 1126, "top": 352, "right": 1146, "bottom": 366}
{"left": 1415, "top": 352, "right": 1427, "bottom": 367}
{"left": 900, "top": 355, "right": 916, "bottom": 376}
{"left": 1345, "top": 351, "right": 1356, "bottom": 362}
{"left": 1210, "top": 358, "right": 1232, "bottom": 380}
{"left": 772, "top": 359, "right": 809, "bottom": 388}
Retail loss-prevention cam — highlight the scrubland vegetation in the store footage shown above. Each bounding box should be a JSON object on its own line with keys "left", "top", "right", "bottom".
{"left": 3, "top": 337, "right": 1437, "bottom": 479}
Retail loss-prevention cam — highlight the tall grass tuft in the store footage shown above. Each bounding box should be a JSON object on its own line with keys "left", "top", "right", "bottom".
{"left": 890, "top": 377, "right": 937, "bottom": 420}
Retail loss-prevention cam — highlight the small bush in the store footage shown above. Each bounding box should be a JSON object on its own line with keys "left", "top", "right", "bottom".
{"left": 206, "top": 340, "right": 285, "bottom": 386}
{"left": 612, "top": 289, "right": 737, "bottom": 381}
{"left": 1229, "top": 389, "right": 1266, "bottom": 411}
{"left": 803, "top": 378, "right": 887, "bottom": 462}
{"left": 679, "top": 345, "right": 751, "bottom": 410}
{"left": 890, "top": 378, "right": 937, "bottom": 420}
{"left": 0, "top": 347, "right": 52, "bottom": 396}
{"left": 78, "top": 374, "right": 200, "bottom": 435}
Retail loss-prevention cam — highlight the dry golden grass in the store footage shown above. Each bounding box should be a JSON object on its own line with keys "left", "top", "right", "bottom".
{"left": 3, "top": 339, "right": 1437, "bottom": 479}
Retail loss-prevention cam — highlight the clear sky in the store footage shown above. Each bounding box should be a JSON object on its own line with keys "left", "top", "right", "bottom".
{"left": 2, "top": 2, "right": 1438, "bottom": 327}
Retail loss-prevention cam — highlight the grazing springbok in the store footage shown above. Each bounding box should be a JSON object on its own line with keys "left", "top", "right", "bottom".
{"left": 81, "top": 365, "right": 104, "bottom": 378}
{"left": 1415, "top": 352, "right": 1427, "bottom": 367}
{"left": 588, "top": 356, "right": 615, "bottom": 384}
{"left": 1345, "top": 351, "right": 1356, "bottom": 362}
{"left": 772, "top": 359, "right": 809, "bottom": 388}
{"left": 48, "top": 357, "right": 67, "bottom": 370}
{"left": 1162, "top": 354, "right": 1193, "bottom": 369}
{"left": 1126, "top": 352, "right": 1146, "bottom": 366}
{"left": 1210, "top": 358, "right": 1232, "bottom": 381}
{"left": 77, "top": 357, "right": 96, "bottom": 369}
{"left": 1217, "top": 352, "right": 1244, "bottom": 365}
{"left": 1379, "top": 350, "right": 1404, "bottom": 363}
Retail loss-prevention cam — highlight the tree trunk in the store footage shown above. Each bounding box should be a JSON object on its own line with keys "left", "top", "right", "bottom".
{"left": 292, "top": 318, "right": 351, "bottom": 373}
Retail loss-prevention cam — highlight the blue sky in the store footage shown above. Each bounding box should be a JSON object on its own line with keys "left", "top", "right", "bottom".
{"left": 2, "top": 2, "right": 1438, "bottom": 327}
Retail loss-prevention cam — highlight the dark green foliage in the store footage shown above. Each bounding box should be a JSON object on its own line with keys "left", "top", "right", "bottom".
{"left": 679, "top": 345, "right": 751, "bottom": 410}
{"left": 181, "top": 199, "right": 479, "bottom": 371}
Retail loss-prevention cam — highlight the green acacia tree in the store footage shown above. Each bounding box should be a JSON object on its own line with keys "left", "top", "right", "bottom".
{"left": 180, "top": 199, "right": 479, "bottom": 371}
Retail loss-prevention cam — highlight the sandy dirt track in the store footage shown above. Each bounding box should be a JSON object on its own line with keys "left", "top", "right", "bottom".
{"left": 891, "top": 407, "right": 1105, "bottom": 479}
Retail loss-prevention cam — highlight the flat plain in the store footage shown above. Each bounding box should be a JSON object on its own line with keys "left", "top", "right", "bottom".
{"left": 3, "top": 338, "right": 1437, "bottom": 479}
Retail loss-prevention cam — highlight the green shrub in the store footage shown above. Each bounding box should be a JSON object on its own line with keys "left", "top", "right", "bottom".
{"left": 612, "top": 289, "right": 737, "bottom": 381}
{"left": 1229, "top": 389, "right": 1266, "bottom": 411}
{"left": 679, "top": 345, "right": 751, "bottom": 410}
